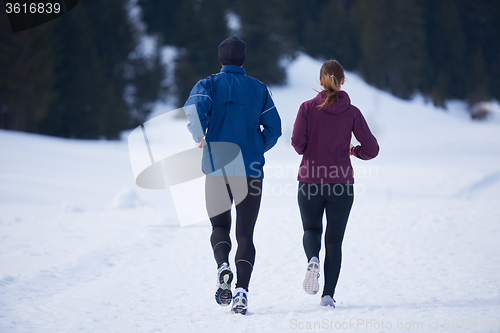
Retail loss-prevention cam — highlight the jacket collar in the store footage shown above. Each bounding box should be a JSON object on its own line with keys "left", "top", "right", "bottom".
{"left": 220, "top": 65, "right": 246, "bottom": 75}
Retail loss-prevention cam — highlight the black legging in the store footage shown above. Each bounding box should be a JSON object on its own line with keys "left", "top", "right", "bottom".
{"left": 298, "top": 182, "right": 354, "bottom": 297}
{"left": 208, "top": 177, "right": 262, "bottom": 292}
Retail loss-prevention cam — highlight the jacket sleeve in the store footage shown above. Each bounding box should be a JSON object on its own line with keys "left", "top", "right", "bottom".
{"left": 351, "top": 107, "right": 379, "bottom": 160}
{"left": 183, "top": 78, "right": 213, "bottom": 143}
{"left": 291, "top": 103, "right": 307, "bottom": 155}
{"left": 260, "top": 85, "right": 282, "bottom": 152}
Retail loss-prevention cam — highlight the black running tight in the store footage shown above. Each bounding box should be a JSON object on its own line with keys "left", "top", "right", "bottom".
{"left": 208, "top": 176, "right": 262, "bottom": 292}
{"left": 298, "top": 182, "right": 354, "bottom": 297}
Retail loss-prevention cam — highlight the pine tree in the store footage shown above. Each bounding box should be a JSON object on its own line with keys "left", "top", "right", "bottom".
{"left": 126, "top": 46, "right": 166, "bottom": 125}
{"left": 274, "top": 0, "right": 321, "bottom": 56}
{"left": 1, "top": 0, "right": 163, "bottom": 138}
{"left": 466, "top": 47, "right": 490, "bottom": 106}
{"left": 0, "top": 12, "right": 56, "bottom": 132}
{"left": 138, "top": 0, "right": 183, "bottom": 45}
{"left": 316, "top": 0, "right": 359, "bottom": 70}
{"left": 139, "top": 0, "right": 229, "bottom": 107}
{"left": 423, "top": 0, "right": 466, "bottom": 106}
{"left": 173, "top": 0, "right": 229, "bottom": 106}
{"left": 458, "top": 0, "right": 500, "bottom": 103}
{"left": 233, "top": 0, "right": 295, "bottom": 86}
{"left": 38, "top": 0, "right": 162, "bottom": 139}
{"left": 354, "top": 0, "right": 427, "bottom": 99}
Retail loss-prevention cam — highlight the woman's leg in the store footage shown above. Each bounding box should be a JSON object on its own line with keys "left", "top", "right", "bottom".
{"left": 322, "top": 184, "right": 354, "bottom": 297}
{"left": 298, "top": 182, "right": 326, "bottom": 261}
{"left": 234, "top": 177, "right": 262, "bottom": 292}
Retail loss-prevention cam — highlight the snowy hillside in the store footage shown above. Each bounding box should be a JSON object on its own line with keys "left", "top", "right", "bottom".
{"left": 1, "top": 54, "right": 500, "bottom": 332}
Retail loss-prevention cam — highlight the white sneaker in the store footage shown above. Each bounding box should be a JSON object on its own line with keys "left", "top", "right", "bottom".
{"left": 215, "top": 262, "right": 233, "bottom": 306}
{"left": 231, "top": 287, "right": 248, "bottom": 315}
{"left": 320, "top": 295, "right": 336, "bottom": 307}
{"left": 302, "top": 257, "right": 320, "bottom": 295}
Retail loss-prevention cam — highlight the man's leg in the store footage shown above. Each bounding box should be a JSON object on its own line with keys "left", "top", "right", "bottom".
{"left": 206, "top": 175, "right": 235, "bottom": 306}
{"left": 234, "top": 177, "right": 262, "bottom": 292}
{"left": 206, "top": 175, "right": 233, "bottom": 267}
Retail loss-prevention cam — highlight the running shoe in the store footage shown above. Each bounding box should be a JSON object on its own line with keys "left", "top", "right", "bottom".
{"left": 320, "top": 295, "right": 336, "bottom": 307}
{"left": 303, "top": 256, "right": 320, "bottom": 295}
{"left": 215, "top": 262, "right": 233, "bottom": 306}
{"left": 231, "top": 287, "right": 248, "bottom": 315}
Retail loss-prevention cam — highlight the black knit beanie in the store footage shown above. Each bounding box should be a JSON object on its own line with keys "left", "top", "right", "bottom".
{"left": 218, "top": 36, "right": 247, "bottom": 67}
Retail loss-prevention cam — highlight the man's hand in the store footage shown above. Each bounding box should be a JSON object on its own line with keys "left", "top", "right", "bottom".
{"left": 349, "top": 144, "right": 354, "bottom": 156}
{"left": 195, "top": 137, "right": 205, "bottom": 148}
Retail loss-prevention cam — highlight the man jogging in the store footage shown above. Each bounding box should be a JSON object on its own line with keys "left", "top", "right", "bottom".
{"left": 183, "top": 36, "right": 281, "bottom": 315}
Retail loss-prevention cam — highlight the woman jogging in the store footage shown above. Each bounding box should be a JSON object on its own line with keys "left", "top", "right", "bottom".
{"left": 291, "top": 60, "right": 379, "bottom": 307}
{"left": 183, "top": 36, "right": 281, "bottom": 315}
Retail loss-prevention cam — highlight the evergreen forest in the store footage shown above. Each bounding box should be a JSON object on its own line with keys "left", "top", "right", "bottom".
{"left": 1, "top": 0, "right": 499, "bottom": 138}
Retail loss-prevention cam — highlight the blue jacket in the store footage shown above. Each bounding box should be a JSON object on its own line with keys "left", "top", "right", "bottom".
{"left": 184, "top": 65, "right": 281, "bottom": 178}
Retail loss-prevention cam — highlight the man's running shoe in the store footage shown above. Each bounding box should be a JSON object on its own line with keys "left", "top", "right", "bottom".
{"left": 215, "top": 262, "right": 233, "bottom": 306}
{"left": 231, "top": 287, "right": 248, "bottom": 315}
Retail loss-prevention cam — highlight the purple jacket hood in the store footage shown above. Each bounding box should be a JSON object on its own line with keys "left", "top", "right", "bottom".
{"left": 319, "top": 90, "right": 351, "bottom": 115}
{"left": 291, "top": 90, "right": 379, "bottom": 184}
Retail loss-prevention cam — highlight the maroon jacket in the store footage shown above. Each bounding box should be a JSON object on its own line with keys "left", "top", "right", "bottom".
{"left": 291, "top": 90, "right": 379, "bottom": 184}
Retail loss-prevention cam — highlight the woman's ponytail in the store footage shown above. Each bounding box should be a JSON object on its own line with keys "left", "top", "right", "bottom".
{"left": 318, "top": 60, "right": 345, "bottom": 109}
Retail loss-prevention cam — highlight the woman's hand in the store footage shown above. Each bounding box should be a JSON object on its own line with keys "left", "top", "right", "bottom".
{"left": 349, "top": 144, "right": 354, "bottom": 156}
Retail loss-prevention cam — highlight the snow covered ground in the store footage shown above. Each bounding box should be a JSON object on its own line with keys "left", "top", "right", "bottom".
{"left": 1, "top": 54, "right": 500, "bottom": 332}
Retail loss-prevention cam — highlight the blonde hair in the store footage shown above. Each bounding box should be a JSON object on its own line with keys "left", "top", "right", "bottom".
{"left": 318, "top": 60, "right": 345, "bottom": 109}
